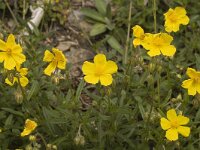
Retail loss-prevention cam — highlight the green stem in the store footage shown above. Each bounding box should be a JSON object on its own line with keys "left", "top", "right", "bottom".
{"left": 124, "top": 0, "right": 132, "bottom": 64}
{"left": 153, "top": 0, "right": 157, "bottom": 33}
{"left": 36, "top": 132, "right": 47, "bottom": 148}
{"left": 4, "top": 0, "right": 19, "bottom": 27}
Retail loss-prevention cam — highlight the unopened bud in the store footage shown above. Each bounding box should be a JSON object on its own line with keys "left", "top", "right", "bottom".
{"left": 29, "top": 135, "right": 36, "bottom": 142}
{"left": 74, "top": 135, "right": 85, "bottom": 145}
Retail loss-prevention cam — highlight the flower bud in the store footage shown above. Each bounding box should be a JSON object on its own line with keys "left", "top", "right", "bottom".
{"left": 74, "top": 134, "right": 85, "bottom": 145}
{"left": 29, "top": 135, "right": 36, "bottom": 142}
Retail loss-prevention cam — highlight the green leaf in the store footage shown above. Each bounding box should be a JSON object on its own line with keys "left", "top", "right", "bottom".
{"left": 90, "top": 23, "right": 107, "bottom": 36}
{"left": 4, "top": 114, "right": 13, "bottom": 128}
{"left": 81, "top": 8, "right": 106, "bottom": 23}
{"left": 95, "top": 0, "right": 107, "bottom": 15}
{"left": 27, "top": 80, "right": 39, "bottom": 101}
{"left": 75, "top": 79, "right": 85, "bottom": 102}
{"left": 1, "top": 108, "right": 24, "bottom": 117}
{"left": 106, "top": 35, "right": 123, "bottom": 55}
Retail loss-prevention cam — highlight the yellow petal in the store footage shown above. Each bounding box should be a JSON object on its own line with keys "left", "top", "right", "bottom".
{"left": 82, "top": 61, "right": 95, "bottom": 75}
{"left": 99, "top": 74, "right": 113, "bottom": 86}
{"left": 174, "top": 7, "right": 187, "bottom": 17}
{"left": 180, "top": 16, "right": 189, "bottom": 25}
{"left": 133, "top": 38, "right": 142, "bottom": 47}
{"left": 19, "top": 76, "right": 29, "bottom": 87}
{"left": 165, "top": 128, "right": 178, "bottom": 141}
{"left": 186, "top": 68, "right": 197, "bottom": 79}
{"left": 0, "top": 39, "right": 6, "bottom": 51}
{"left": 177, "top": 126, "right": 190, "bottom": 137}
{"left": 182, "top": 79, "right": 193, "bottom": 89}
{"left": 12, "top": 45, "right": 23, "bottom": 53}
{"left": 160, "top": 118, "right": 171, "bottom": 130}
{"left": 44, "top": 62, "right": 57, "bottom": 76}
{"left": 53, "top": 48, "right": 66, "bottom": 62}
{"left": 4, "top": 56, "right": 16, "bottom": 70}
{"left": 167, "top": 109, "right": 177, "bottom": 121}
{"left": 0, "top": 52, "right": 6, "bottom": 62}
{"left": 6, "top": 34, "right": 16, "bottom": 47}
{"left": 21, "top": 129, "right": 31, "bottom": 137}
{"left": 12, "top": 53, "right": 26, "bottom": 65}
{"left": 188, "top": 86, "right": 197, "bottom": 96}
{"left": 94, "top": 54, "right": 106, "bottom": 65}
{"left": 147, "top": 48, "right": 161, "bottom": 57}
{"left": 177, "top": 115, "right": 189, "bottom": 125}
{"left": 84, "top": 74, "right": 99, "bottom": 84}
{"left": 165, "top": 22, "right": 180, "bottom": 33}
{"left": 160, "top": 33, "right": 173, "bottom": 44}
{"left": 43, "top": 50, "right": 54, "bottom": 62}
{"left": 161, "top": 45, "right": 176, "bottom": 56}
{"left": 132, "top": 25, "right": 144, "bottom": 38}
{"left": 57, "top": 60, "right": 66, "bottom": 70}
{"left": 5, "top": 77, "right": 17, "bottom": 86}
{"left": 105, "top": 61, "right": 118, "bottom": 74}
{"left": 18, "top": 68, "right": 28, "bottom": 76}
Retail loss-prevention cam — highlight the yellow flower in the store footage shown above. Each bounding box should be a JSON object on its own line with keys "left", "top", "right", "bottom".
{"left": 160, "top": 109, "right": 190, "bottom": 141}
{"left": 5, "top": 65, "right": 29, "bottom": 87}
{"left": 164, "top": 7, "right": 189, "bottom": 32}
{"left": 142, "top": 33, "right": 176, "bottom": 57}
{"left": 21, "top": 119, "right": 37, "bottom": 137}
{"left": 82, "top": 54, "right": 118, "bottom": 86}
{"left": 0, "top": 34, "right": 26, "bottom": 70}
{"left": 43, "top": 48, "right": 67, "bottom": 76}
{"left": 182, "top": 68, "right": 200, "bottom": 96}
{"left": 132, "top": 25, "right": 146, "bottom": 47}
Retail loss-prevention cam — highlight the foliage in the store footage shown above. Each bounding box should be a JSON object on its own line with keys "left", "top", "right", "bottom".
{"left": 0, "top": 0, "right": 200, "bottom": 149}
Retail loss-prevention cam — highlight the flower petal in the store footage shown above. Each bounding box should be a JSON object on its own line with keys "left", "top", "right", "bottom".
{"left": 165, "top": 128, "right": 178, "bottom": 141}
{"left": 100, "top": 74, "right": 113, "bottom": 86}
{"left": 19, "top": 76, "right": 29, "bottom": 87}
{"left": 4, "top": 56, "right": 16, "bottom": 70}
{"left": 5, "top": 77, "right": 17, "bottom": 86}
{"left": 53, "top": 48, "right": 66, "bottom": 62}
{"left": 180, "top": 16, "right": 189, "bottom": 25}
{"left": 84, "top": 74, "right": 99, "bottom": 84}
{"left": 177, "top": 115, "right": 189, "bottom": 125}
{"left": 12, "top": 53, "right": 26, "bottom": 65}
{"left": 105, "top": 61, "right": 118, "bottom": 74}
{"left": 44, "top": 62, "right": 57, "bottom": 76}
{"left": 12, "top": 44, "right": 23, "bottom": 53}
{"left": 160, "top": 118, "right": 171, "bottom": 130}
{"left": 0, "top": 52, "right": 6, "bottom": 62}
{"left": 82, "top": 61, "right": 95, "bottom": 75}
{"left": 147, "top": 48, "right": 161, "bottom": 57}
{"left": 57, "top": 60, "right": 66, "bottom": 70}
{"left": 132, "top": 25, "right": 144, "bottom": 38}
{"left": 174, "top": 7, "right": 187, "bottom": 17}
{"left": 161, "top": 45, "right": 176, "bottom": 56}
{"left": 186, "top": 68, "right": 197, "bottom": 79}
{"left": 0, "top": 39, "right": 6, "bottom": 51}
{"left": 94, "top": 54, "right": 106, "bottom": 65}
{"left": 167, "top": 109, "right": 177, "bottom": 121}
{"left": 182, "top": 79, "right": 193, "bottom": 89}
{"left": 43, "top": 50, "right": 54, "bottom": 62}
{"left": 6, "top": 34, "right": 16, "bottom": 47}
{"left": 177, "top": 126, "right": 190, "bottom": 137}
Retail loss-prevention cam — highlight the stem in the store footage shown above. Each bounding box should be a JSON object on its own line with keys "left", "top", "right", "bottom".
{"left": 124, "top": 0, "right": 132, "bottom": 64}
{"left": 153, "top": 0, "right": 157, "bottom": 33}
{"left": 36, "top": 132, "right": 47, "bottom": 148}
{"left": 4, "top": 0, "right": 19, "bottom": 27}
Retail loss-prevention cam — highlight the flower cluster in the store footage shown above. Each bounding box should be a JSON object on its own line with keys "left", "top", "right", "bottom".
{"left": 132, "top": 7, "right": 189, "bottom": 57}
{"left": 132, "top": 6, "right": 192, "bottom": 142}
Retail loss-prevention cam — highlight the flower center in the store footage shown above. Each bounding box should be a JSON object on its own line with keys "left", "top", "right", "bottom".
{"left": 95, "top": 66, "right": 105, "bottom": 76}
{"left": 7, "top": 48, "right": 12, "bottom": 55}
{"left": 171, "top": 120, "right": 179, "bottom": 128}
